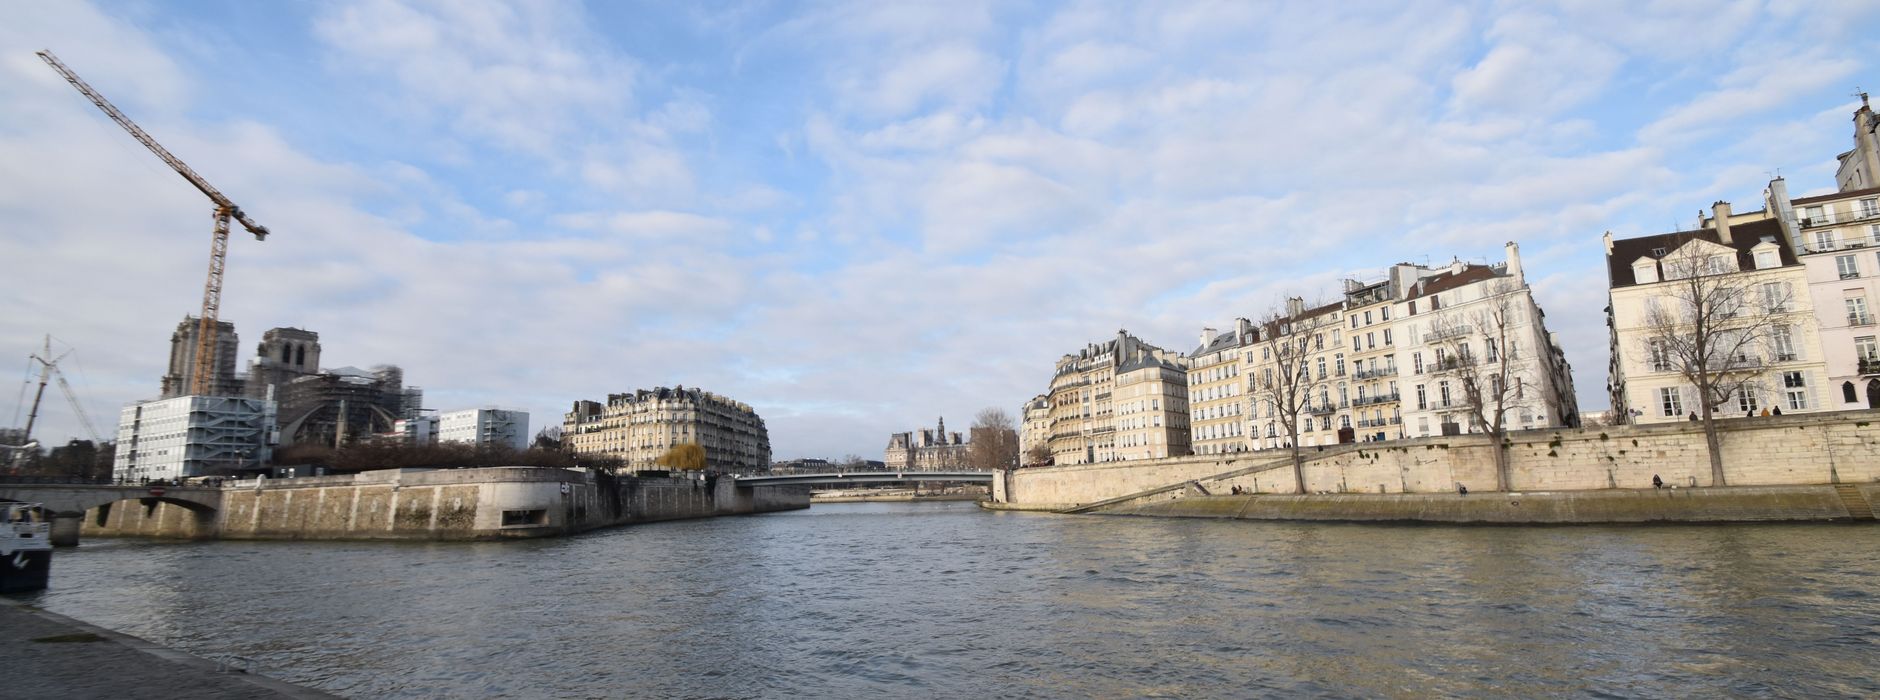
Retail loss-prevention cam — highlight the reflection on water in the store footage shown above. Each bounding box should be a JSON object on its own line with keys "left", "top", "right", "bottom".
{"left": 22, "top": 503, "right": 1880, "bottom": 698}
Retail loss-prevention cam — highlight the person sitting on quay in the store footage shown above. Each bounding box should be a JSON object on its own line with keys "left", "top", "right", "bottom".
{"left": 1456, "top": 483, "right": 1468, "bottom": 496}
{"left": 1652, "top": 474, "right": 1664, "bottom": 489}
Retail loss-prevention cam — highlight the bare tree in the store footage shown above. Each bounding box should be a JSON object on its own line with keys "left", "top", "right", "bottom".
{"left": 1427, "top": 280, "right": 1532, "bottom": 491}
{"left": 968, "top": 407, "right": 1020, "bottom": 471}
{"left": 1640, "top": 239, "right": 1794, "bottom": 486}
{"left": 1250, "top": 299, "right": 1337, "bottom": 493}
{"left": 1023, "top": 443, "right": 1053, "bottom": 468}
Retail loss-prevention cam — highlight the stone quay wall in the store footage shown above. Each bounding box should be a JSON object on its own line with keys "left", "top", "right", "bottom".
{"left": 998, "top": 410, "right": 1880, "bottom": 510}
{"left": 82, "top": 467, "right": 809, "bottom": 541}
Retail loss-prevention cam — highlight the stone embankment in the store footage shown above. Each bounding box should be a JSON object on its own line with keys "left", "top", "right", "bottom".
{"left": 0, "top": 598, "right": 336, "bottom": 698}
{"left": 989, "top": 410, "right": 1880, "bottom": 524}
{"left": 81, "top": 467, "right": 809, "bottom": 541}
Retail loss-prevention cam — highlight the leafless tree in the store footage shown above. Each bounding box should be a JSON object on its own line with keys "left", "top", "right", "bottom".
{"left": 1640, "top": 239, "right": 1795, "bottom": 486}
{"left": 1250, "top": 299, "right": 1337, "bottom": 493}
{"left": 968, "top": 407, "right": 1020, "bottom": 471}
{"left": 1023, "top": 443, "right": 1053, "bottom": 468}
{"left": 1427, "top": 279, "right": 1532, "bottom": 491}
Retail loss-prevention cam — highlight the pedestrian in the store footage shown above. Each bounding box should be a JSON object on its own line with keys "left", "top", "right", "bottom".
{"left": 1652, "top": 474, "right": 1664, "bottom": 489}
{"left": 1761, "top": 407, "right": 1771, "bottom": 417}
{"left": 1773, "top": 406, "right": 1782, "bottom": 416}
{"left": 1457, "top": 483, "right": 1469, "bottom": 496}
{"left": 1688, "top": 412, "right": 1698, "bottom": 422}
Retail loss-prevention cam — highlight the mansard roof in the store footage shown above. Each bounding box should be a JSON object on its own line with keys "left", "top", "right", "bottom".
{"left": 1406, "top": 264, "right": 1502, "bottom": 300}
{"left": 1604, "top": 217, "right": 1794, "bottom": 289}
{"left": 1790, "top": 184, "right": 1880, "bottom": 206}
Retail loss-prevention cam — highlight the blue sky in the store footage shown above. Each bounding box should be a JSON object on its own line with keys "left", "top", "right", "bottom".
{"left": 2, "top": 0, "right": 1878, "bottom": 459}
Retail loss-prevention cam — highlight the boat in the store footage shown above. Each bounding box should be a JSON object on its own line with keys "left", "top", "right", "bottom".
{"left": 1, "top": 502, "right": 52, "bottom": 593}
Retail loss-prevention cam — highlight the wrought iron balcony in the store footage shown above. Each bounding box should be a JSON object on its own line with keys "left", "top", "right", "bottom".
{"left": 1306, "top": 401, "right": 1337, "bottom": 415}
{"left": 1424, "top": 325, "right": 1472, "bottom": 343}
{"left": 1355, "top": 366, "right": 1397, "bottom": 380}
{"left": 1860, "top": 358, "right": 1880, "bottom": 375}
{"left": 1850, "top": 314, "right": 1875, "bottom": 327}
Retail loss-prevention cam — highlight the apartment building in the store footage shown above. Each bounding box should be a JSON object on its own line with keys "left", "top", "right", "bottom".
{"left": 1787, "top": 185, "right": 1880, "bottom": 409}
{"left": 1019, "top": 394, "right": 1052, "bottom": 466}
{"left": 564, "top": 385, "right": 771, "bottom": 473}
{"left": 1249, "top": 298, "right": 1347, "bottom": 450}
{"left": 1187, "top": 319, "right": 1256, "bottom": 455}
{"left": 1834, "top": 93, "right": 1879, "bottom": 192}
{"left": 1605, "top": 207, "right": 1830, "bottom": 423}
{"left": 1396, "top": 244, "right": 1578, "bottom": 437}
{"left": 438, "top": 407, "right": 529, "bottom": 450}
{"left": 1343, "top": 278, "right": 1403, "bottom": 442}
{"left": 1046, "top": 330, "right": 1189, "bottom": 464}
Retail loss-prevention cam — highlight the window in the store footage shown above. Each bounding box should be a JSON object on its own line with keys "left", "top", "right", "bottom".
{"left": 1485, "top": 340, "right": 1498, "bottom": 363}
{"left": 1771, "top": 325, "right": 1797, "bottom": 362}
{"left": 1856, "top": 336, "right": 1878, "bottom": 362}
{"left": 1383, "top": 328, "right": 1392, "bottom": 345}
{"left": 1755, "top": 250, "right": 1777, "bottom": 269}
{"left": 1364, "top": 311, "right": 1373, "bottom": 324}
{"left": 1862, "top": 198, "right": 1878, "bottom": 218}
{"left": 1838, "top": 255, "right": 1861, "bottom": 279}
{"left": 1784, "top": 371, "right": 1809, "bottom": 410}
{"left": 1737, "top": 387, "right": 1759, "bottom": 414}
{"left": 1413, "top": 352, "right": 1424, "bottom": 374}
{"left": 1354, "top": 337, "right": 1362, "bottom": 351}
{"left": 1366, "top": 332, "right": 1375, "bottom": 349}
{"left": 1416, "top": 385, "right": 1426, "bottom": 409}
{"left": 1316, "top": 357, "right": 1327, "bottom": 379}
{"left": 1660, "top": 387, "right": 1683, "bottom": 417}
{"left": 1381, "top": 307, "right": 1391, "bottom": 320}
{"left": 1805, "top": 205, "right": 1828, "bottom": 225}
{"left": 1762, "top": 281, "right": 1790, "bottom": 313}
{"left": 1844, "top": 382, "right": 1859, "bottom": 404}
{"left": 1850, "top": 297, "right": 1874, "bottom": 326}
{"left": 1438, "top": 381, "right": 1451, "bottom": 407}
{"left": 1315, "top": 334, "right": 1324, "bottom": 350}
{"left": 1814, "top": 230, "right": 1838, "bottom": 251}
{"left": 1335, "top": 353, "right": 1346, "bottom": 376}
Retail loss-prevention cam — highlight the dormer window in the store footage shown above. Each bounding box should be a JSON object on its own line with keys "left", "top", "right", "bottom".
{"left": 1632, "top": 258, "right": 1659, "bottom": 284}
{"left": 1755, "top": 250, "right": 1777, "bottom": 269}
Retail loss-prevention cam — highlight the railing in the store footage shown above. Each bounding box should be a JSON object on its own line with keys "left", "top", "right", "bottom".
{"left": 1851, "top": 314, "right": 1875, "bottom": 327}
{"left": 1804, "top": 233, "right": 1880, "bottom": 254}
{"left": 1352, "top": 392, "right": 1400, "bottom": 407}
{"left": 1306, "top": 402, "right": 1337, "bottom": 415}
{"left": 1355, "top": 366, "right": 1397, "bottom": 380}
{"left": 1424, "top": 325, "right": 1472, "bottom": 343}
{"left": 1432, "top": 356, "right": 1477, "bottom": 372}
{"left": 1860, "top": 358, "right": 1880, "bottom": 375}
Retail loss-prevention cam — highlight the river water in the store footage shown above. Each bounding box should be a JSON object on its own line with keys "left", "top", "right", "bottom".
{"left": 20, "top": 502, "right": 1880, "bottom": 698}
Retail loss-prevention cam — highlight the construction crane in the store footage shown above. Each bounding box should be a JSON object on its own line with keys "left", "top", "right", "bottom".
{"left": 36, "top": 50, "right": 270, "bottom": 397}
{"left": 5, "top": 336, "right": 103, "bottom": 474}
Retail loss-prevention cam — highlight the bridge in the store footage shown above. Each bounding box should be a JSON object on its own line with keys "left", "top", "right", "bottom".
{"left": 733, "top": 471, "right": 994, "bottom": 487}
{"left": 0, "top": 478, "right": 222, "bottom": 547}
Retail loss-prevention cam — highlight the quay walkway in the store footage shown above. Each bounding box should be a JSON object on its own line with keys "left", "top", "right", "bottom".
{"left": 0, "top": 598, "right": 335, "bottom": 699}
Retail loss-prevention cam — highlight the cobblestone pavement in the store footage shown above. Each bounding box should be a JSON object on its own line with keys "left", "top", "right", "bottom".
{"left": 0, "top": 599, "right": 336, "bottom": 699}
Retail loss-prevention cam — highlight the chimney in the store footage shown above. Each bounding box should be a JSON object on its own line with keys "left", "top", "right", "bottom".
{"left": 1236, "top": 317, "right": 1254, "bottom": 340}
{"left": 1713, "top": 201, "right": 1733, "bottom": 244}
{"left": 1504, "top": 241, "right": 1523, "bottom": 283}
{"left": 1766, "top": 177, "right": 1796, "bottom": 248}
{"left": 1286, "top": 297, "right": 1305, "bottom": 317}
{"left": 1200, "top": 326, "right": 1216, "bottom": 349}
{"left": 1343, "top": 278, "right": 1361, "bottom": 293}
{"left": 1602, "top": 230, "right": 1614, "bottom": 254}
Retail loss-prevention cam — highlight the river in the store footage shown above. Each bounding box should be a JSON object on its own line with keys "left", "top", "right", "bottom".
{"left": 20, "top": 502, "right": 1880, "bottom": 698}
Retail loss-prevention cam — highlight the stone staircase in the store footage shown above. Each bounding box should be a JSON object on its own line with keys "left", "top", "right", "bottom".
{"left": 1832, "top": 484, "right": 1874, "bottom": 520}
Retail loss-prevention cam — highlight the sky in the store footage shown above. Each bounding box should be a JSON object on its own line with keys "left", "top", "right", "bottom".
{"left": 2, "top": 0, "right": 1878, "bottom": 460}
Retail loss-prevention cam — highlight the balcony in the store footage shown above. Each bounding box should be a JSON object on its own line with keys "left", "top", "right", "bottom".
{"left": 1804, "top": 233, "right": 1880, "bottom": 254}
{"left": 1860, "top": 358, "right": 1880, "bottom": 375}
{"left": 1424, "top": 325, "right": 1472, "bottom": 343}
{"left": 1352, "top": 392, "right": 1400, "bottom": 407}
{"left": 1851, "top": 314, "right": 1876, "bottom": 327}
{"left": 1307, "top": 402, "right": 1337, "bottom": 416}
{"left": 1355, "top": 366, "right": 1397, "bottom": 380}
{"left": 1432, "top": 356, "right": 1478, "bottom": 372}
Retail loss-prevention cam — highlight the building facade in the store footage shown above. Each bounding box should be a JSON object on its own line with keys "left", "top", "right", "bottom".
{"left": 438, "top": 408, "right": 529, "bottom": 450}
{"left": 1018, "top": 394, "right": 1052, "bottom": 466}
{"left": 563, "top": 386, "right": 771, "bottom": 473}
{"left": 1187, "top": 320, "right": 1255, "bottom": 455}
{"left": 244, "top": 327, "right": 321, "bottom": 401}
{"left": 275, "top": 365, "right": 416, "bottom": 447}
{"left": 1788, "top": 185, "right": 1880, "bottom": 409}
{"left": 1834, "top": 93, "right": 1879, "bottom": 192}
{"left": 1606, "top": 208, "right": 1830, "bottom": 424}
{"left": 1045, "top": 330, "right": 1189, "bottom": 465}
{"left": 159, "top": 316, "right": 244, "bottom": 398}
{"left": 884, "top": 417, "right": 968, "bottom": 470}
{"left": 113, "top": 395, "right": 276, "bottom": 481}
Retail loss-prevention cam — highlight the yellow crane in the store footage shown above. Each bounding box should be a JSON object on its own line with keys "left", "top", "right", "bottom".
{"left": 36, "top": 50, "right": 271, "bottom": 396}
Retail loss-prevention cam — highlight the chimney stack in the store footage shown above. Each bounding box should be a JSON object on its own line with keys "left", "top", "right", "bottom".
{"left": 1200, "top": 326, "right": 1216, "bottom": 349}
{"left": 1286, "top": 297, "right": 1305, "bottom": 317}
{"left": 1504, "top": 241, "right": 1523, "bottom": 283}
{"left": 1236, "top": 317, "right": 1254, "bottom": 340}
{"left": 1713, "top": 201, "right": 1733, "bottom": 244}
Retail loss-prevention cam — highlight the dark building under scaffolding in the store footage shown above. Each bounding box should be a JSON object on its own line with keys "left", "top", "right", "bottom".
{"left": 276, "top": 365, "right": 421, "bottom": 447}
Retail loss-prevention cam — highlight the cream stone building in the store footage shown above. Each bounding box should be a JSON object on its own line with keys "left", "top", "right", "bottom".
{"left": 1834, "top": 93, "right": 1879, "bottom": 192}
{"left": 1606, "top": 207, "right": 1830, "bottom": 424}
{"left": 1395, "top": 244, "right": 1578, "bottom": 438}
{"left": 563, "top": 385, "right": 771, "bottom": 473}
{"left": 1046, "top": 330, "right": 1189, "bottom": 464}
{"left": 1249, "top": 298, "right": 1347, "bottom": 450}
{"left": 1019, "top": 394, "right": 1052, "bottom": 466}
{"left": 884, "top": 417, "right": 968, "bottom": 471}
{"left": 1342, "top": 278, "right": 1403, "bottom": 442}
{"left": 1187, "top": 319, "right": 1256, "bottom": 455}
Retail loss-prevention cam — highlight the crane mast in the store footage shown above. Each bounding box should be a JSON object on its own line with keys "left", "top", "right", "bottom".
{"left": 36, "top": 50, "right": 271, "bottom": 397}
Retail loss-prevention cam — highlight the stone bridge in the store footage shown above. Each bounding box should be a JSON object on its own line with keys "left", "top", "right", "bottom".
{"left": 0, "top": 480, "right": 221, "bottom": 547}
